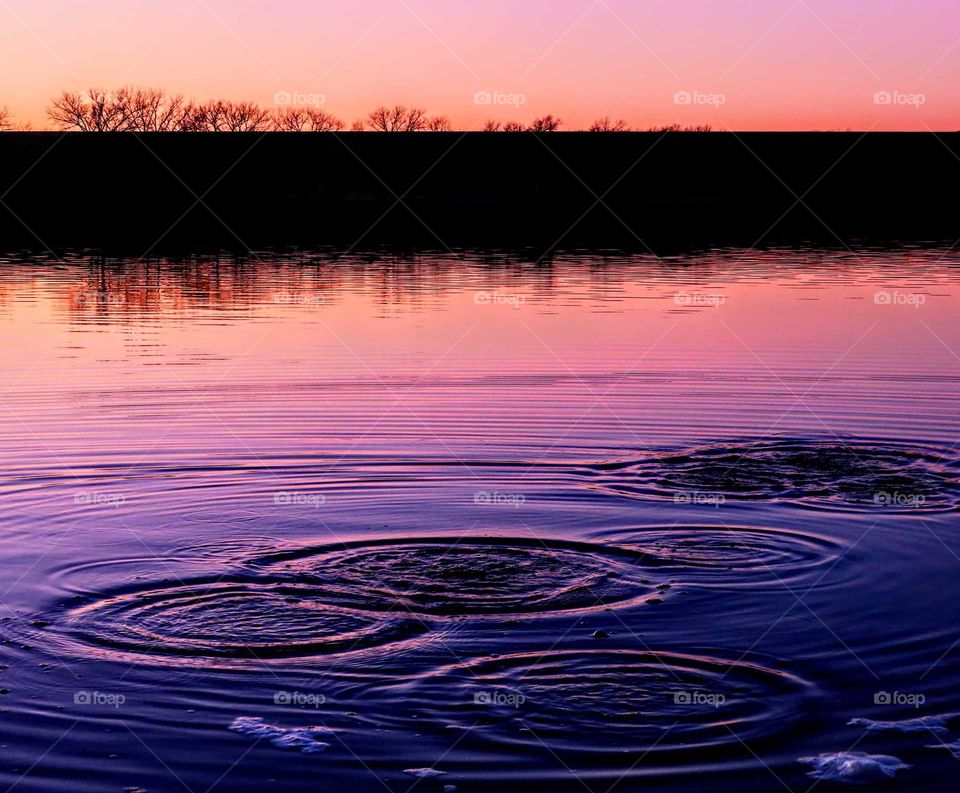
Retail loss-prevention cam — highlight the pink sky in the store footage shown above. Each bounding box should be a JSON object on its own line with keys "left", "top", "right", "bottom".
{"left": 1, "top": 0, "right": 958, "bottom": 130}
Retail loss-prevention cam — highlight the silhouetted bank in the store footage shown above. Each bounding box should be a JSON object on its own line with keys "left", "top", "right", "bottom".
{"left": 0, "top": 132, "right": 957, "bottom": 249}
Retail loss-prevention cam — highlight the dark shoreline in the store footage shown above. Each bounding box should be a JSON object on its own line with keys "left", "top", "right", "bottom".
{"left": 1, "top": 132, "right": 958, "bottom": 251}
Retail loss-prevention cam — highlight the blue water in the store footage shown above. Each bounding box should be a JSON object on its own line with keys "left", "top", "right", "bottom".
{"left": 0, "top": 247, "right": 958, "bottom": 791}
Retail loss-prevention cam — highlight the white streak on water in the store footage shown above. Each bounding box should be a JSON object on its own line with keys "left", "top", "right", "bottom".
{"left": 800, "top": 752, "right": 910, "bottom": 783}
{"left": 229, "top": 716, "right": 333, "bottom": 754}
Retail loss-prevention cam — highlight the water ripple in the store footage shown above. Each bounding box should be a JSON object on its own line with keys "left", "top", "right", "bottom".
{"left": 587, "top": 438, "right": 959, "bottom": 512}
{"left": 361, "top": 649, "right": 817, "bottom": 758}
{"left": 49, "top": 577, "right": 430, "bottom": 664}
{"left": 246, "top": 536, "right": 667, "bottom": 618}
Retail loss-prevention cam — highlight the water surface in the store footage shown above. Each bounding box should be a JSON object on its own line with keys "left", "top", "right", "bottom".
{"left": 0, "top": 247, "right": 958, "bottom": 791}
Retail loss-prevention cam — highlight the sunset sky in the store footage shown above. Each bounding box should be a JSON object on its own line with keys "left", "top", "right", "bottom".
{"left": 1, "top": 0, "right": 958, "bottom": 130}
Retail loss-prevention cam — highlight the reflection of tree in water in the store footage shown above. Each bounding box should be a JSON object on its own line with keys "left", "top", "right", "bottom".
{"left": 59, "top": 255, "right": 282, "bottom": 320}
{"left": 38, "top": 251, "right": 571, "bottom": 320}
{"left": 0, "top": 280, "right": 14, "bottom": 313}
{"left": 4, "top": 247, "right": 955, "bottom": 322}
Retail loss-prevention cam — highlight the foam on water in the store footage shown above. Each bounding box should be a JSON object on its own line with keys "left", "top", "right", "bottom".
{"left": 848, "top": 714, "right": 956, "bottom": 735}
{"left": 926, "top": 738, "right": 960, "bottom": 758}
{"left": 800, "top": 752, "right": 910, "bottom": 783}
{"left": 403, "top": 768, "right": 446, "bottom": 778}
{"left": 229, "top": 717, "right": 334, "bottom": 754}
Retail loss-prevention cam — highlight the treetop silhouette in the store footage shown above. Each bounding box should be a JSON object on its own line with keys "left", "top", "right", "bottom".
{"left": 5, "top": 87, "right": 716, "bottom": 132}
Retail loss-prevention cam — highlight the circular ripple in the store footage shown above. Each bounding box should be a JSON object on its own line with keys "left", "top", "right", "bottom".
{"left": 246, "top": 536, "right": 666, "bottom": 618}
{"left": 589, "top": 438, "right": 958, "bottom": 511}
{"left": 605, "top": 525, "right": 845, "bottom": 589}
{"left": 54, "top": 578, "right": 428, "bottom": 664}
{"left": 374, "top": 650, "right": 815, "bottom": 757}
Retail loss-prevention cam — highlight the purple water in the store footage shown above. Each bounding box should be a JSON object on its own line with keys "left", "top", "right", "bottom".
{"left": 0, "top": 246, "right": 958, "bottom": 791}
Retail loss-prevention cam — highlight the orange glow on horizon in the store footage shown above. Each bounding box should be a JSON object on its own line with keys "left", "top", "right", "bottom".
{"left": 0, "top": 1, "right": 958, "bottom": 131}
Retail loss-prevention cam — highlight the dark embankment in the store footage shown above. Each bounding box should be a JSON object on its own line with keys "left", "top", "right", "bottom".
{"left": 0, "top": 132, "right": 958, "bottom": 250}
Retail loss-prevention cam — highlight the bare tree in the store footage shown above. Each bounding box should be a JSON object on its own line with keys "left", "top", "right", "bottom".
{"left": 366, "top": 106, "right": 390, "bottom": 131}
{"left": 308, "top": 109, "right": 345, "bottom": 131}
{"left": 425, "top": 115, "right": 452, "bottom": 131}
{"left": 502, "top": 121, "right": 525, "bottom": 132}
{"left": 48, "top": 89, "right": 131, "bottom": 131}
{"left": 351, "top": 120, "right": 366, "bottom": 131}
{"left": 274, "top": 107, "right": 345, "bottom": 132}
{"left": 367, "top": 106, "right": 394, "bottom": 131}
{"left": 174, "top": 104, "right": 208, "bottom": 132}
{"left": 401, "top": 106, "right": 427, "bottom": 131}
{"left": 83, "top": 89, "right": 130, "bottom": 130}
{"left": 47, "top": 87, "right": 198, "bottom": 131}
{"left": 192, "top": 101, "right": 228, "bottom": 131}
{"left": 274, "top": 107, "right": 311, "bottom": 131}
{"left": 274, "top": 107, "right": 345, "bottom": 131}
{"left": 122, "top": 88, "right": 193, "bottom": 131}
{"left": 529, "top": 115, "right": 562, "bottom": 132}
{"left": 366, "top": 105, "right": 428, "bottom": 132}
{"left": 193, "top": 100, "right": 273, "bottom": 132}
{"left": 46, "top": 87, "right": 355, "bottom": 133}
{"left": 221, "top": 100, "right": 273, "bottom": 132}
{"left": 589, "top": 117, "right": 628, "bottom": 132}
{"left": 483, "top": 120, "right": 502, "bottom": 132}
{"left": 648, "top": 123, "right": 712, "bottom": 133}
{"left": 0, "top": 109, "right": 31, "bottom": 131}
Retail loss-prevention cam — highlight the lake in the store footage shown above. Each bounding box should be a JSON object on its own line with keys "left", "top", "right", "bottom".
{"left": 0, "top": 245, "right": 958, "bottom": 791}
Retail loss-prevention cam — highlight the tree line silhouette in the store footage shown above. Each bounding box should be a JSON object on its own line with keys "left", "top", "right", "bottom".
{"left": 3, "top": 88, "right": 714, "bottom": 133}
{"left": 0, "top": 106, "right": 31, "bottom": 131}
